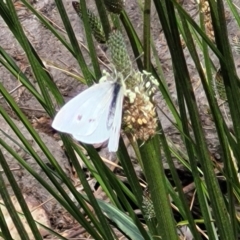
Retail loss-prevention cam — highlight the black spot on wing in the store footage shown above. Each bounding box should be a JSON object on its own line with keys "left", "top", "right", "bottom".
{"left": 77, "top": 115, "right": 82, "bottom": 121}
{"left": 107, "top": 83, "right": 121, "bottom": 129}
{"left": 89, "top": 118, "right": 96, "bottom": 122}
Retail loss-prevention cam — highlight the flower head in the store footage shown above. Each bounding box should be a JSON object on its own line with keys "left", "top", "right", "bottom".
{"left": 123, "top": 70, "right": 159, "bottom": 142}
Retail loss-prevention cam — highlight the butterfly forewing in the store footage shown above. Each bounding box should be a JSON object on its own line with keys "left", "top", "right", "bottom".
{"left": 108, "top": 84, "right": 124, "bottom": 152}
{"left": 107, "top": 83, "right": 122, "bottom": 129}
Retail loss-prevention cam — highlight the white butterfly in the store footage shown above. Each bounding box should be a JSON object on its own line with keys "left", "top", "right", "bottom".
{"left": 52, "top": 71, "right": 125, "bottom": 152}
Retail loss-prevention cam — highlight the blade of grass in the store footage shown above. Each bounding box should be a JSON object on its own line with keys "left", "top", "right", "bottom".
{"left": 0, "top": 205, "right": 13, "bottom": 240}
{"left": 0, "top": 83, "right": 117, "bottom": 239}
{"left": 73, "top": 141, "right": 151, "bottom": 239}
{"left": 140, "top": 134, "right": 179, "bottom": 239}
{"left": 20, "top": 0, "right": 77, "bottom": 57}
{"left": 0, "top": 47, "right": 46, "bottom": 107}
{"left": 159, "top": 122, "right": 202, "bottom": 239}
{"left": 97, "top": 198, "right": 152, "bottom": 240}
{"left": 65, "top": 143, "right": 116, "bottom": 240}
{"left": 94, "top": 0, "right": 111, "bottom": 40}
{"left": 54, "top": 0, "right": 94, "bottom": 85}
{"left": 163, "top": 0, "right": 235, "bottom": 238}
{"left": 80, "top": 0, "right": 101, "bottom": 78}
{"left": 0, "top": 136, "right": 107, "bottom": 239}
{"left": 0, "top": 150, "right": 43, "bottom": 239}
{"left": 3, "top": 0, "right": 61, "bottom": 114}
{"left": 142, "top": 0, "right": 151, "bottom": 70}
{"left": 9, "top": 5, "right": 53, "bottom": 101}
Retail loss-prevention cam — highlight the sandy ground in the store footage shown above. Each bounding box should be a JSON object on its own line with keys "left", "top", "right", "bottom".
{"left": 1, "top": 0, "right": 240, "bottom": 238}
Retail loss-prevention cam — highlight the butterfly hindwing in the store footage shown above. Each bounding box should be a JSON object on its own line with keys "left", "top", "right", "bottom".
{"left": 72, "top": 96, "right": 113, "bottom": 144}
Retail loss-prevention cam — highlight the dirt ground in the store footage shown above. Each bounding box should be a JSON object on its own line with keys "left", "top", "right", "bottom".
{"left": 1, "top": 0, "right": 240, "bottom": 238}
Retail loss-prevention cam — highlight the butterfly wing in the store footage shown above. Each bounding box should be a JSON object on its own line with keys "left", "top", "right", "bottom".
{"left": 107, "top": 84, "right": 124, "bottom": 152}
{"left": 52, "top": 82, "right": 115, "bottom": 144}
{"left": 72, "top": 100, "right": 112, "bottom": 144}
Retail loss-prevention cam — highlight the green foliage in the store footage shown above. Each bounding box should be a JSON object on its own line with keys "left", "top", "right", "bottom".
{"left": 1, "top": 0, "right": 240, "bottom": 239}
